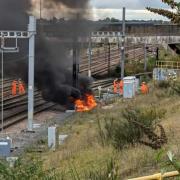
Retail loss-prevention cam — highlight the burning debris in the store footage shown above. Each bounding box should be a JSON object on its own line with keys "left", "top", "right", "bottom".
{"left": 75, "top": 93, "right": 97, "bottom": 112}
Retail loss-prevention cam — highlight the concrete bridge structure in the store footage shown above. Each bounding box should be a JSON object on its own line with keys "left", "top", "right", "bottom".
{"left": 39, "top": 21, "right": 180, "bottom": 45}
{"left": 91, "top": 31, "right": 180, "bottom": 45}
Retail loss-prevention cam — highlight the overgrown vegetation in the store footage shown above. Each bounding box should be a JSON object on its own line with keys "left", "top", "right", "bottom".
{"left": 112, "top": 56, "right": 155, "bottom": 77}
{"left": 155, "top": 79, "right": 180, "bottom": 96}
{"left": 97, "top": 106, "right": 167, "bottom": 150}
{"left": 1, "top": 59, "right": 180, "bottom": 179}
{"left": 0, "top": 156, "right": 61, "bottom": 180}
{"left": 84, "top": 158, "right": 118, "bottom": 180}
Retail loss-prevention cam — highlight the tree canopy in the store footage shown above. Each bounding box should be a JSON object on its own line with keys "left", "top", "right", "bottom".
{"left": 146, "top": 0, "right": 180, "bottom": 24}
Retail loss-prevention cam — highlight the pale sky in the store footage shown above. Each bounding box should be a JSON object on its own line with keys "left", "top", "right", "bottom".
{"left": 35, "top": 0, "right": 180, "bottom": 21}
{"left": 90, "top": 0, "right": 180, "bottom": 20}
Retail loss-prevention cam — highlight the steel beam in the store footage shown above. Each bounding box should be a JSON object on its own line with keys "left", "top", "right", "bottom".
{"left": 121, "top": 7, "right": 126, "bottom": 79}
{"left": 27, "top": 16, "right": 36, "bottom": 131}
{"left": 88, "top": 36, "right": 92, "bottom": 77}
{"left": 0, "top": 16, "right": 36, "bottom": 132}
{"left": 0, "top": 31, "right": 28, "bottom": 39}
{"left": 144, "top": 43, "right": 147, "bottom": 71}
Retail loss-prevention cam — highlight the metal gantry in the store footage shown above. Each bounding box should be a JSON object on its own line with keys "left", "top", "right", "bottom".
{"left": 0, "top": 16, "right": 36, "bottom": 132}
{"left": 0, "top": 35, "right": 19, "bottom": 133}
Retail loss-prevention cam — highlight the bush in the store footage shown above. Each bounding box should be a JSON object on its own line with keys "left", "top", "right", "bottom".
{"left": 169, "top": 80, "right": 180, "bottom": 95}
{"left": 140, "top": 75, "right": 151, "bottom": 84}
{"left": 100, "top": 106, "right": 167, "bottom": 150}
{"left": 0, "top": 156, "right": 62, "bottom": 180}
{"left": 156, "top": 80, "right": 170, "bottom": 88}
{"left": 155, "top": 80, "right": 180, "bottom": 96}
{"left": 147, "top": 57, "right": 156, "bottom": 69}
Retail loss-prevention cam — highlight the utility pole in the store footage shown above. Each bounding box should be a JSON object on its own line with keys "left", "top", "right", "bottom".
{"left": 121, "top": 7, "right": 126, "bottom": 79}
{"left": 72, "top": 14, "right": 80, "bottom": 88}
{"left": 108, "top": 42, "right": 111, "bottom": 76}
{"left": 144, "top": 43, "right": 147, "bottom": 72}
{"left": 156, "top": 47, "right": 159, "bottom": 60}
{"left": 72, "top": 38, "right": 80, "bottom": 88}
{"left": 28, "top": 16, "right": 36, "bottom": 131}
{"left": 1, "top": 37, "right": 4, "bottom": 133}
{"left": 88, "top": 36, "right": 92, "bottom": 77}
{"left": 40, "top": 0, "right": 42, "bottom": 20}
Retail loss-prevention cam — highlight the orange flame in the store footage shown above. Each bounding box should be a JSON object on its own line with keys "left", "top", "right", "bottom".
{"left": 85, "top": 93, "right": 97, "bottom": 110}
{"left": 75, "top": 93, "right": 97, "bottom": 112}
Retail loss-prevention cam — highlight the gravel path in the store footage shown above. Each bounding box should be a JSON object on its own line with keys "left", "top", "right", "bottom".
{"left": 0, "top": 110, "right": 74, "bottom": 156}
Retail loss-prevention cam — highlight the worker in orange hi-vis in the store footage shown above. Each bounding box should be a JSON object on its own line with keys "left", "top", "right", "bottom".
{"left": 12, "top": 80, "right": 17, "bottom": 96}
{"left": 119, "top": 80, "right": 123, "bottom": 95}
{"left": 18, "top": 79, "right": 26, "bottom": 95}
{"left": 140, "top": 82, "right": 149, "bottom": 94}
{"left": 113, "top": 79, "right": 118, "bottom": 93}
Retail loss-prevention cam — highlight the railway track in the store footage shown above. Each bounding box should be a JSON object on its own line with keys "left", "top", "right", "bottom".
{"left": 91, "top": 71, "right": 153, "bottom": 91}
{"left": 80, "top": 44, "right": 154, "bottom": 76}
{"left": 0, "top": 44, "right": 154, "bottom": 130}
{"left": 0, "top": 80, "right": 55, "bottom": 130}
{"left": 91, "top": 78, "right": 114, "bottom": 90}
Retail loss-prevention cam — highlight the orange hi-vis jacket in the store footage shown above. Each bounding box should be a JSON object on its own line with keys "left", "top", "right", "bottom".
{"left": 141, "top": 84, "right": 149, "bottom": 94}
{"left": 113, "top": 80, "right": 118, "bottom": 93}
{"left": 18, "top": 82, "right": 25, "bottom": 95}
{"left": 119, "top": 80, "right": 123, "bottom": 95}
{"left": 12, "top": 80, "right": 17, "bottom": 96}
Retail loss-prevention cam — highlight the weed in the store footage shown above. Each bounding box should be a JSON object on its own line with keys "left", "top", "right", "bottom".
{"left": 155, "top": 80, "right": 180, "bottom": 96}
{"left": 0, "top": 155, "right": 62, "bottom": 180}
{"left": 84, "top": 158, "right": 119, "bottom": 180}
{"left": 156, "top": 80, "right": 170, "bottom": 89}
{"left": 101, "top": 106, "right": 167, "bottom": 150}
{"left": 96, "top": 113, "right": 106, "bottom": 146}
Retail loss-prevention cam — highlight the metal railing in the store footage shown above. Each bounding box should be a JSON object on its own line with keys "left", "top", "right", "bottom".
{"left": 128, "top": 171, "right": 179, "bottom": 180}
{"left": 156, "top": 61, "right": 180, "bottom": 69}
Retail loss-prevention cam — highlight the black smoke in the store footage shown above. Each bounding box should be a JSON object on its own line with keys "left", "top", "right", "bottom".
{"left": 43, "top": 0, "right": 89, "bottom": 9}
{"left": 0, "top": 0, "right": 31, "bottom": 30}
{"left": 0, "top": 0, "right": 93, "bottom": 106}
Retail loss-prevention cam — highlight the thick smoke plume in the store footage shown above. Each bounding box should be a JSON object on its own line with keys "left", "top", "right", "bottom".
{"left": 1, "top": 0, "right": 93, "bottom": 106}
{"left": 43, "top": 0, "right": 88, "bottom": 9}
{"left": 0, "top": 0, "right": 31, "bottom": 30}
{"left": 32, "top": 0, "right": 91, "bottom": 19}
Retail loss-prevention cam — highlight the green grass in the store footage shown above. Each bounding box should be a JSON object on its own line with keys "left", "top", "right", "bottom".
{"left": 1, "top": 83, "right": 180, "bottom": 179}
{"left": 2, "top": 48, "right": 180, "bottom": 179}
{"left": 37, "top": 83, "right": 180, "bottom": 179}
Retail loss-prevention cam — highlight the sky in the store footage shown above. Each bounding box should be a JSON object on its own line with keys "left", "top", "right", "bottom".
{"left": 90, "top": 0, "right": 180, "bottom": 20}
{"left": 34, "top": 0, "right": 180, "bottom": 21}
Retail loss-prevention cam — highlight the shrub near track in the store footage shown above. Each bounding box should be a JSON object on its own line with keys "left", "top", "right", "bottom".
{"left": 98, "top": 106, "right": 167, "bottom": 150}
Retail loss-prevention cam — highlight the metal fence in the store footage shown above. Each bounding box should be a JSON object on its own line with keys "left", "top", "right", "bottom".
{"left": 156, "top": 61, "right": 180, "bottom": 69}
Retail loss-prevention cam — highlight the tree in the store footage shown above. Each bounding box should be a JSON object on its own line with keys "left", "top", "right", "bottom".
{"left": 146, "top": 0, "right": 180, "bottom": 24}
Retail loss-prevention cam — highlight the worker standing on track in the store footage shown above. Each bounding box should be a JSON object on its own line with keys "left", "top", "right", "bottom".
{"left": 113, "top": 79, "right": 118, "bottom": 93}
{"left": 140, "top": 82, "right": 149, "bottom": 94}
{"left": 18, "top": 79, "right": 26, "bottom": 95}
{"left": 119, "top": 80, "right": 123, "bottom": 95}
{"left": 12, "top": 80, "right": 17, "bottom": 96}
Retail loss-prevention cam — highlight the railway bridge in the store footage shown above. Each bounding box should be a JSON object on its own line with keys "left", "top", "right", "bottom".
{"left": 39, "top": 21, "right": 180, "bottom": 45}
{"left": 91, "top": 31, "right": 180, "bottom": 45}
